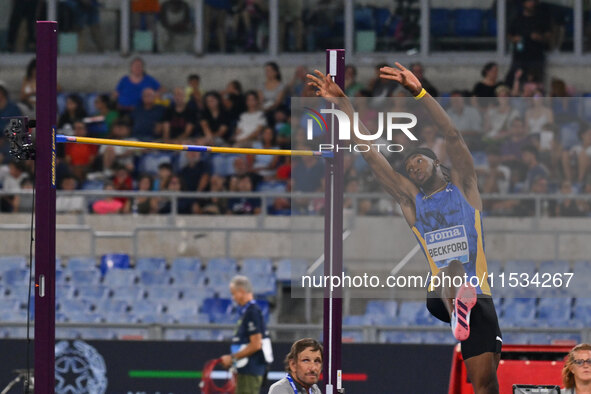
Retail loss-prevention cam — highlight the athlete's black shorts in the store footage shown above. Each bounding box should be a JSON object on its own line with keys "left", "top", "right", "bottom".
{"left": 426, "top": 293, "right": 502, "bottom": 360}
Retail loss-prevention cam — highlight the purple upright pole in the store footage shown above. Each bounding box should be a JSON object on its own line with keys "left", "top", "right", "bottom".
{"left": 323, "top": 49, "right": 345, "bottom": 394}
{"left": 35, "top": 21, "right": 58, "bottom": 393}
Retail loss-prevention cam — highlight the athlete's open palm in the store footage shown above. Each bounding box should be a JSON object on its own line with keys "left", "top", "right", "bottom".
{"left": 306, "top": 70, "right": 345, "bottom": 103}
{"left": 379, "top": 62, "right": 422, "bottom": 95}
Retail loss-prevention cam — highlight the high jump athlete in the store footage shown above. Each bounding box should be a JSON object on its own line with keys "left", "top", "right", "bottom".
{"left": 307, "top": 63, "right": 502, "bottom": 394}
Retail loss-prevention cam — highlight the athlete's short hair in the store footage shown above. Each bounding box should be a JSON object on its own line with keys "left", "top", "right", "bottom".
{"left": 284, "top": 338, "right": 323, "bottom": 372}
{"left": 230, "top": 275, "right": 253, "bottom": 293}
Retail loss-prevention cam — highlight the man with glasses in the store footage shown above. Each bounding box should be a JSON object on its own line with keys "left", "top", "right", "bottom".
{"left": 562, "top": 343, "right": 591, "bottom": 393}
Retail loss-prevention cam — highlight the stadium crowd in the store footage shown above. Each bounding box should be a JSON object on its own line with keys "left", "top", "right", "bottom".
{"left": 1, "top": 47, "right": 591, "bottom": 218}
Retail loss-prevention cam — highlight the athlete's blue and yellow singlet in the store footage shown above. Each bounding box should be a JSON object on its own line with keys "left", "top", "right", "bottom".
{"left": 411, "top": 182, "right": 491, "bottom": 295}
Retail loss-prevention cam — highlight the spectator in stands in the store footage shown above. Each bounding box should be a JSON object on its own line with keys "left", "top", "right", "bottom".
{"left": 293, "top": 155, "right": 324, "bottom": 193}
{"left": 204, "top": 0, "right": 231, "bottom": 52}
{"left": 279, "top": 0, "right": 303, "bottom": 52}
{"left": 550, "top": 78, "right": 578, "bottom": 125}
{"left": 521, "top": 145, "right": 550, "bottom": 191}
{"left": 0, "top": 85, "right": 23, "bottom": 131}
{"left": 200, "top": 174, "right": 228, "bottom": 214}
{"left": 12, "top": 177, "right": 33, "bottom": 213}
{"left": 249, "top": 126, "right": 280, "bottom": 179}
{"left": 234, "top": 0, "right": 268, "bottom": 52}
{"left": 0, "top": 161, "right": 28, "bottom": 212}
{"left": 220, "top": 276, "right": 270, "bottom": 394}
{"left": 555, "top": 180, "right": 587, "bottom": 217}
{"left": 133, "top": 174, "right": 154, "bottom": 214}
{"left": 368, "top": 63, "right": 398, "bottom": 107}
{"left": 114, "top": 57, "right": 162, "bottom": 112}
{"left": 92, "top": 182, "right": 124, "bottom": 214}
{"left": 163, "top": 87, "right": 196, "bottom": 143}
{"left": 446, "top": 91, "right": 483, "bottom": 150}
{"left": 200, "top": 91, "right": 232, "bottom": 145}
{"left": 410, "top": 63, "right": 438, "bottom": 97}
{"left": 562, "top": 127, "right": 591, "bottom": 184}
{"left": 6, "top": 0, "right": 38, "bottom": 52}
{"left": 501, "top": 117, "right": 533, "bottom": 165}
{"left": 186, "top": 74, "right": 204, "bottom": 112}
{"left": 228, "top": 175, "right": 261, "bottom": 215}
{"left": 131, "top": 0, "right": 160, "bottom": 50}
{"left": 56, "top": 175, "right": 86, "bottom": 214}
{"left": 65, "top": 120, "right": 98, "bottom": 181}
{"left": 65, "top": 0, "right": 104, "bottom": 52}
{"left": 506, "top": 0, "right": 551, "bottom": 84}
{"left": 179, "top": 151, "right": 211, "bottom": 193}
{"left": 158, "top": 174, "right": 192, "bottom": 214}
{"left": 269, "top": 338, "right": 323, "bottom": 394}
{"left": 131, "top": 87, "right": 165, "bottom": 141}
{"left": 286, "top": 66, "right": 308, "bottom": 98}
{"left": 473, "top": 62, "right": 502, "bottom": 110}
{"left": 561, "top": 343, "right": 591, "bottom": 394}
{"left": 274, "top": 106, "right": 291, "bottom": 149}
{"left": 259, "top": 62, "right": 286, "bottom": 117}
{"left": 153, "top": 162, "right": 173, "bottom": 191}
{"left": 158, "top": 0, "right": 192, "bottom": 52}
{"left": 92, "top": 94, "right": 119, "bottom": 136}
{"left": 222, "top": 80, "right": 246, "bottom": 126}
{"left": 19, "top": 58, "right": 36, "bottom": 117}
{"left": 234, "top": 91, "right": 266, "bottom": 148}
{"left": 58, "top": 93, "right": 87, "bottom": 132}
{"left": 99, "top": 118, "right": 137, "bottom": 174}
{"left": 344, "top": 65, "right": 364, "bottom": 97}
{"left": 525, "top": 90, "right": 554, "bottom": 135}
{"left": 112, "top": 164, "right": 133, "bottom": 212}
{"left": 480, "top": 145, "right": 512, "bottom": 195}
{"left": 483, "top": 85, "right": 520, "bottom": 141}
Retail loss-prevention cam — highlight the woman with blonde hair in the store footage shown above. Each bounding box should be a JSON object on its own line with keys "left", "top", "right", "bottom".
{"left": 562, "top": 343, "right": 591, "bottom": 393}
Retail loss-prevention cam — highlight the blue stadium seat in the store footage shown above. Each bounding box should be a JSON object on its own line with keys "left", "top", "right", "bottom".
{"left": 539, "top": 260, "right": 570, "bottom": 275}
{"left": 454, "top": 9, "right": 483, "bottom": 37}
{"left": 0, "top": 299, "right": 21, "bottom": 311}
{"left": 57, "top": 93, "right": 67, "bottom": 117}
{"left": 486, "top": 260, "right": 502, "bottom": 275}
{"left": 55, "top": 284, "right": 75, "bottom": 300}
{"left": 501, "top": 298, "right": 536, "bottom": 325}
{"left": 170, "top": 271, "right": 206, "bottom": 287}
{"left": 502, "top": 333, "right": 529, "bottom": 344}
{"left": 0, "top": 256, "right": 27, "bottom": 271}
{"left": 548, "top": 333, "right": 582, "bottom": 344}
{"left": 137, "top": 152, "right": 173, "bottom": 176}
{"left": 528, "top": 333, "right": 551, "bottom": 344}
{"left": 537, "top": 298, "right": 572, "bottom": 327}
{"left": 365, "top": 300, "right": 398, "bottom": 317}
{"left": 66, "top": 312, "right": 103, "bottom": 323}
{"left": 179, "top": 287, "right": 211, "bottom": 302}
{"left": 171, "top": 257, "right": 202, "bottom": 271}
{"left": 397, "top": 301, "right": 425, "bottom": 325}
{"left": 365, "top": 313, "right": 397, "bottom": 326}
{"left": 343, "top": 315, "right": 366, "bottom": 326}
{"left": 241, "top": 258, "right": 273, "bottom": 275}
{"left": 100, "top": 254, "right": 131, "bottom": 276}
{"left": 103, "top": 312, "right": 133, "bottom": 324}
{"left": 95, "top": 299, "right": 128, "bottom": 314}
{"left": 110, "top": 286, "right": 144, "bottom": 301}
{"left": 484, "top": 9, "right": 497, "bottom": 36}
{"left": 58, "top": 299, "right": 92, "bottom": 314}
{"left": 505, "top": 260, "right": 537, "bottom": 277}
{"left": 103, "top": 269, "right": 136, "bottom": 286}
{"left": 139, "top": 270, "right": 170, "bottom": 286}
{"left": 75, "top": 284, "right": 109, "bottom": 300}
{"left": 146, "top": 286, "right": 180, "bottom": 301}
{"left": 131, "top": 300, "right": 164, "bottom": 316}
{"left": 430, "top": 9, "right": 451, "bottom": 36}
{"left": 166, "top": 300, "right": 200, "bottom": 318}
{"left": 379, "top": 332, "right": 423, "bottom": 344}
{"left": 255, "top": 299, "right": 270, "bottom": 322}
{"left": 249, "top": 274, "right": 276, "bottom": 296}
{"left": 211, "top": 313, "right": 239, "bottom": 324}
{"left": 2, "top": 269, "right": 29, "bottom": 286}
{"left": 176, "top": 313, "right": 210, "bottom": 324}
{"left": 275, "top": 259, "right": 308, "bottom": 282}
{"left": 136, "top": 257, "right": 167, "bottom": 271}
{"left": 374, "top": 7, "right": 396, "bottom": 36}
{"left": 69, "top": 269, "right": 101, "bottom": 285}
{"left": 84, "top": 93, "right": 99, "bottom": 116}
{"left": 206, "top": 272, "right": 234, "bottom": 297}
{"left": 205, "top": 258, "right": 237, "bottom": 274}
{"left": 201, "top": 297, "right": 233, "bottom": 317}
{"left": 354, "top": 7, "right": 374, "bottom": 30}
{"left": 138, "top": 314, "right": 176, "bottom": 324}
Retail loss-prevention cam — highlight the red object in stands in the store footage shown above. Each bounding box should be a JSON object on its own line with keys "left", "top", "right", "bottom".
{"left": 448, "top": 344, "right": 572, "bottom": 394}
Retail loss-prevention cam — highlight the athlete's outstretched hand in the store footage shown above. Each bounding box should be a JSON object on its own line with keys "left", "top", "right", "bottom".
{"left": 379, "top": 62, "right": 423, "bottom": 96}
{"left": 306, "top": 70, "right": 346, "bottom": 103}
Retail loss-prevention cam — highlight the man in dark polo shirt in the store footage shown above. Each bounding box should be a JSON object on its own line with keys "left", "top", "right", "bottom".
{"left": 268, "top": 338, "right": 323, "bottom": 394}
{"left": 220, "top": 275, "right": 270, "bottom": 394}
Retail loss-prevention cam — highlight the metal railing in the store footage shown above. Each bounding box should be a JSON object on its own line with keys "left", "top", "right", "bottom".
{"left": 1, "top": 321, "right": 589, "bottom": 343}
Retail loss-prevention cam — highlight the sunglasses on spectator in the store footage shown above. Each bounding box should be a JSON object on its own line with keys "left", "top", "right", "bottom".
{"left": 573, "top": 359, "right": 591, "bottom": 366}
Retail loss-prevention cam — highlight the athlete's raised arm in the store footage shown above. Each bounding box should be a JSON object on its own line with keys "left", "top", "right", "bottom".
{"left": 306, "top": 70, "right": 419, "bottom": 225}
{"left": 379, "top": 63, "right": 481, "bottom": 210}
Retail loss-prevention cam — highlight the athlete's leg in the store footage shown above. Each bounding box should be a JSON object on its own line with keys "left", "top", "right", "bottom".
{"left": 437, "top": 259, "right": 467, "bottom": 315}
{"left": 464, "top": 351, "right": 500, "bottom": 394}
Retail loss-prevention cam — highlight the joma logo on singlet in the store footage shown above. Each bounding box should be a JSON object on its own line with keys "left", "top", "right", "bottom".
{"left": 426, "top": 226, "right": 465, "bottom": 243}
